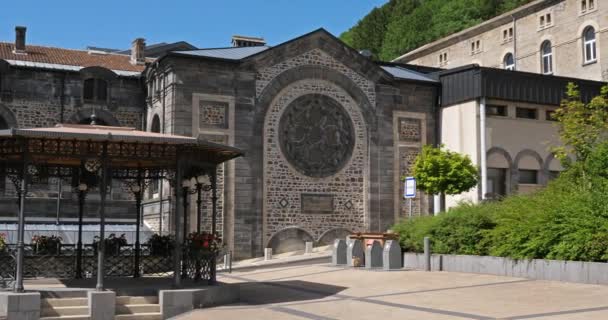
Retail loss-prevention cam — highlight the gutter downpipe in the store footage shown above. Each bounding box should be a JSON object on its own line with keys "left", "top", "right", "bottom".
{"left": 511, "top": 14, "right": 517, "bottom": 70}
{"left": 479, "top": 97, "right": 488, "bottom": 201}
{"left": 434, "top": 88, "right": 442, "bottom": 215}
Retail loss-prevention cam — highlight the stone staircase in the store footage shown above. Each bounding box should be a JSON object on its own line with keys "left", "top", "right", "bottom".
{"left": 115, "top": 296, "right": 161, "bottom": 320}
{"left": 40, "top": 297, "right": 88, "bottom": 320}
{"left": 39, "top": 295, "right": 162, "bottom": 320}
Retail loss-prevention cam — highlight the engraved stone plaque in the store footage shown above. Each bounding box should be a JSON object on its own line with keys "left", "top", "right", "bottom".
{"left": 301, "top": 193, "right": 334, "bottom": 214}
{"left": 279, "top": 94, "right": 355, "bottom": 177}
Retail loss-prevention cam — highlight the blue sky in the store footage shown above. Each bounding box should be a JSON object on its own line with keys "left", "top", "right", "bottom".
{"left": 0, "top": 0, "right": 387, "bottom": 50}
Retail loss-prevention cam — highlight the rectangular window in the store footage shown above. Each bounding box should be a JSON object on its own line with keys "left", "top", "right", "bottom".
{"left": 519, "top": 169, "right": 538, "bottom": 184}
{"left": 546, "top": 110, "right": 557, "bottom": 121}
{"left": 439, "top": 52, "right": 448, "bottom": 66}
{"left": 487, "top": 168, "right": 508, "bottom": 198}
{"left": 486, "top": 105, "right": 507, "bottom": 117}
{"left": 539, "top": 13, "right": 553, "bottom": 29}
{"left": 516, "top": 107, "right": 537, "bottom": 119}
{"left": 582, "top": 0, "right": 587, "bottom": 11}
{"left": 590, "top": 0, "right": 594, "bottom": 9}
{"left": 471, "top": 40, "right": 482, "bottom": 54}
{"left": 503, "top": 27, "right": 514, "bottom": 43}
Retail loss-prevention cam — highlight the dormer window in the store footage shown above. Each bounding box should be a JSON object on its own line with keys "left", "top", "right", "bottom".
{"left": 83, "top": 78, "right": 108, "bottom": 102}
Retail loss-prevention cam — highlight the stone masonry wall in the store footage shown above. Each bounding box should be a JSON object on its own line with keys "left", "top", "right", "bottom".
{"left": 263, "top": 78, "right": 368, "bottom": 241}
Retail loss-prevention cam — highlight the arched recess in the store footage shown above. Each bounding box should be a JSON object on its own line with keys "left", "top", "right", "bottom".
{"left": 69, "top": 108, "right": 120, "bottom": 127}
{"left": 266, "top": 227, "right": 315, "bottom": 254}
{"left": 317, "top": 228, "right": 352, "bottom": 246}
{"left": 150, "top": 114, "right": 161, "bottom": 133}
{"left": 514, "top": 149, "right": 543, "bottom": 190}
{"left": 79, "top": 66, "right": 118, "bottom": 81}
{"left": 542, "top": 153, "right": 569, "bottom": 184}
{"left": 486, "top": 147, "right": 513, "bottom": 197}
{"left": 254, "top": 65, "right": 376, "bottom": 245}
{"left": 0, "top": 104, "right": 18, "bottom": 129}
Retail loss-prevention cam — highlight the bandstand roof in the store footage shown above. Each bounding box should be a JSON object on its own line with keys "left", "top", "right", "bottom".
{"left": 0, "top": 124, "right": 243, "bottom": 170}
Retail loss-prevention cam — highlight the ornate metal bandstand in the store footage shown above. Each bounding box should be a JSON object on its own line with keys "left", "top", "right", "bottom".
{"left": 0, "top": 124, "right": 243, "bottom": 292}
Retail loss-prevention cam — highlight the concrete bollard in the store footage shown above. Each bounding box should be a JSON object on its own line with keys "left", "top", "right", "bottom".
{"left": 305, "top": 241, "right": 314, "bottom": 254}
{"left": 88, "top": 290, "right": 115, "bottom": 320}
{"left": 0, "top": 292, "right": 40, "bottom": 320}
{"left": 347, "top": 239, "right": 365, "bottom": 267}
{"left": 365, "top": 241, "right": 383, "bottom": 269}
{"left": 332, "top": 239, "right": 347, "bottom": 265}
{"left": 383, "top": 240, "right": 402, "bottom": 270}
{"left": 264, "top": 248, "right": 272, "bottom": 261}
{"left": 224, "top": 251, "right": 232, "bottom": 273}
{"left": 424, "top": 236, "right": 431, "bottom": 272}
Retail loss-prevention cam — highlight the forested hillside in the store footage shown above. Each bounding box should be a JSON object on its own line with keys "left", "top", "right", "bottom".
{"left": 340, "top": 0, "right": 533, "bottom": 61}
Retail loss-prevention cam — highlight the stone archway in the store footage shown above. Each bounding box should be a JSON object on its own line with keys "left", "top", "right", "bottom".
{"left": 266, "top": 227, "right": 315, "bottom": 254}
{"left": 0, "top": 104, "right": 17, "bottom": 129}
{"left": 69, "top": 108, "right": 120, "bottom": 127}
{"left": 317, "top": 228, "right": 352, "bottom": 246}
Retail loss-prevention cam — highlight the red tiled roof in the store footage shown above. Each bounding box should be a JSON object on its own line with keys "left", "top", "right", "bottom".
{"left": 0, "top": 42, "right": 146, "bottom": 72}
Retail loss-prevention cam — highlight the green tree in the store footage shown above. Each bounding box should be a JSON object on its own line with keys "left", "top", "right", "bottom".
{"left": 553, "top": 83, "right": 608, "bottom": 169}
{"left": 340, "top": 0, "right": 536, "bottom": 61}
{"left": 410, "top": 145, "right": 479, "bottom": 207}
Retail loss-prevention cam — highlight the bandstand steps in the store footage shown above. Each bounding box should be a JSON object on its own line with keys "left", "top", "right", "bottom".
{"left": 116, "top": 304, "right": 161, "bottom": 314}
{"left": 115, "top": 295, "right": 161, "bottom": 320}
{"left": 115, "top": 313, "right": 162, "bottom": 320}
{"left": 116, "top": 295, "right": 159, "bottom": 305}
{"left": 39, "top": 316, "right": 89, "bottom": 320}
{"left": 41, "top": 306, "right": 89, "bottom": 317}
{"left": 42, "top": 297, "right": 88, "bottom": 308}
{"left": 40, "top": 297, "right": 89, "bottom": 319}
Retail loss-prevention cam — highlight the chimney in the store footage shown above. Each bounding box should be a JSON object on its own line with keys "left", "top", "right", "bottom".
{"left": 131, "top": 38, "right": 146, "bottom": 65}
{"left": 231, "top": 35, "right": 266, "bottom": 47}
{"left": 14, "top": 26, "right": 27, "bottom": 54}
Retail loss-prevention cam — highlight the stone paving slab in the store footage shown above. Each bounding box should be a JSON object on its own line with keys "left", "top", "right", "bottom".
{"left": 175, "top": 263, "right": 608, "bottom": 320}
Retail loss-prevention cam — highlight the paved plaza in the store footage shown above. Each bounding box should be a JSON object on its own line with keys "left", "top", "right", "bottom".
{"left": 178, "top": 263, "right": 608, "bottom": 320}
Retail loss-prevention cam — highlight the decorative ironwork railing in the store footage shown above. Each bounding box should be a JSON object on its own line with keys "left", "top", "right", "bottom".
{"left": 0, "top": 241, "right": 217, "bottom": 283}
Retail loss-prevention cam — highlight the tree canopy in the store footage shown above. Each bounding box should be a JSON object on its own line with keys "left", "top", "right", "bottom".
{"left": 340, "top": 0, "right": 534, "bottom": 61}
{"left": 411, "top": 145, "right": 479, "bottom": 196}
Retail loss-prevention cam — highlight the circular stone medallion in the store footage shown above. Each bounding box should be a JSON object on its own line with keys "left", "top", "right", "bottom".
{"left": 278, "top": 94, "right": 355, "bottom": 178}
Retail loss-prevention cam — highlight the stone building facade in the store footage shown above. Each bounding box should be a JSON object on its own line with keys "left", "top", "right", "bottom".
{"left": 143, "top": 30, "right": 438, "bottom": 258}
{"left": 0, "top": 32, "right": 146, "bottom": 223}
{"left": 3, "top": 24, "right": 597, "bottom": 260}
{"left": 394, "top": 0, "right": 608, "bottom": 81}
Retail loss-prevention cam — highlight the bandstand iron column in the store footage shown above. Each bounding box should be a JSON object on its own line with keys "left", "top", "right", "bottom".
{"left": 133, "top": 171, "right": 143, "bottom": 278}
{"left": 96, "top": 143, "right": 109, "bottom": 291}
{"left": 173, "top": 156, "right": 183, "bottom": 288}
{"left": 75, "top": 175, "right": 88, "bottom": 279}
{"left": 14, "top": 141, "right": 29, "bottom": 293}
{"left": 211, "top": 168, "right": 218, "bottom": 235}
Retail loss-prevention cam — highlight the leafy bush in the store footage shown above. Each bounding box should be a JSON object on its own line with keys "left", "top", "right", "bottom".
{"left": 31, "top": 235, "right": 63, "bottom": 255}
{"left": 393, "top": 141, "right": 608, "bottom": 262}
{"left": 93, "top": 233, "right": 128, "bottom": 256}
{"left": 146, "top": 234, "right": 175, "bottom": 257}
{"left": 0, "top": 233, "right": 6, "bottom": 252}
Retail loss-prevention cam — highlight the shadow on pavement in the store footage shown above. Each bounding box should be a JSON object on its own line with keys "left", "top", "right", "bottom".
{"left": 239, "top": 280, "right": 347, "bottom": 305}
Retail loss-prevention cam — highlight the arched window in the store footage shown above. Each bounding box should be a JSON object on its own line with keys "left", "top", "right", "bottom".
{"left": 0, "top": 116, "right": 8, "bottom": 130}
{"left": 151, "top": 114, "right": 161, "bottom": 133}
{"left": 78, "top": 117, "right": 108, "bottom": 126}
{"left": 503, "top": 53, "right": 515, "bottom": 71}
{"left": 83, "top": 78, "right": 108, "bottom": 102}
{"left": 583, "top": 26, "right": 597, "bottom": 64}
{"left": 541, "top": 41, "right": 553, "bottom": 75}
